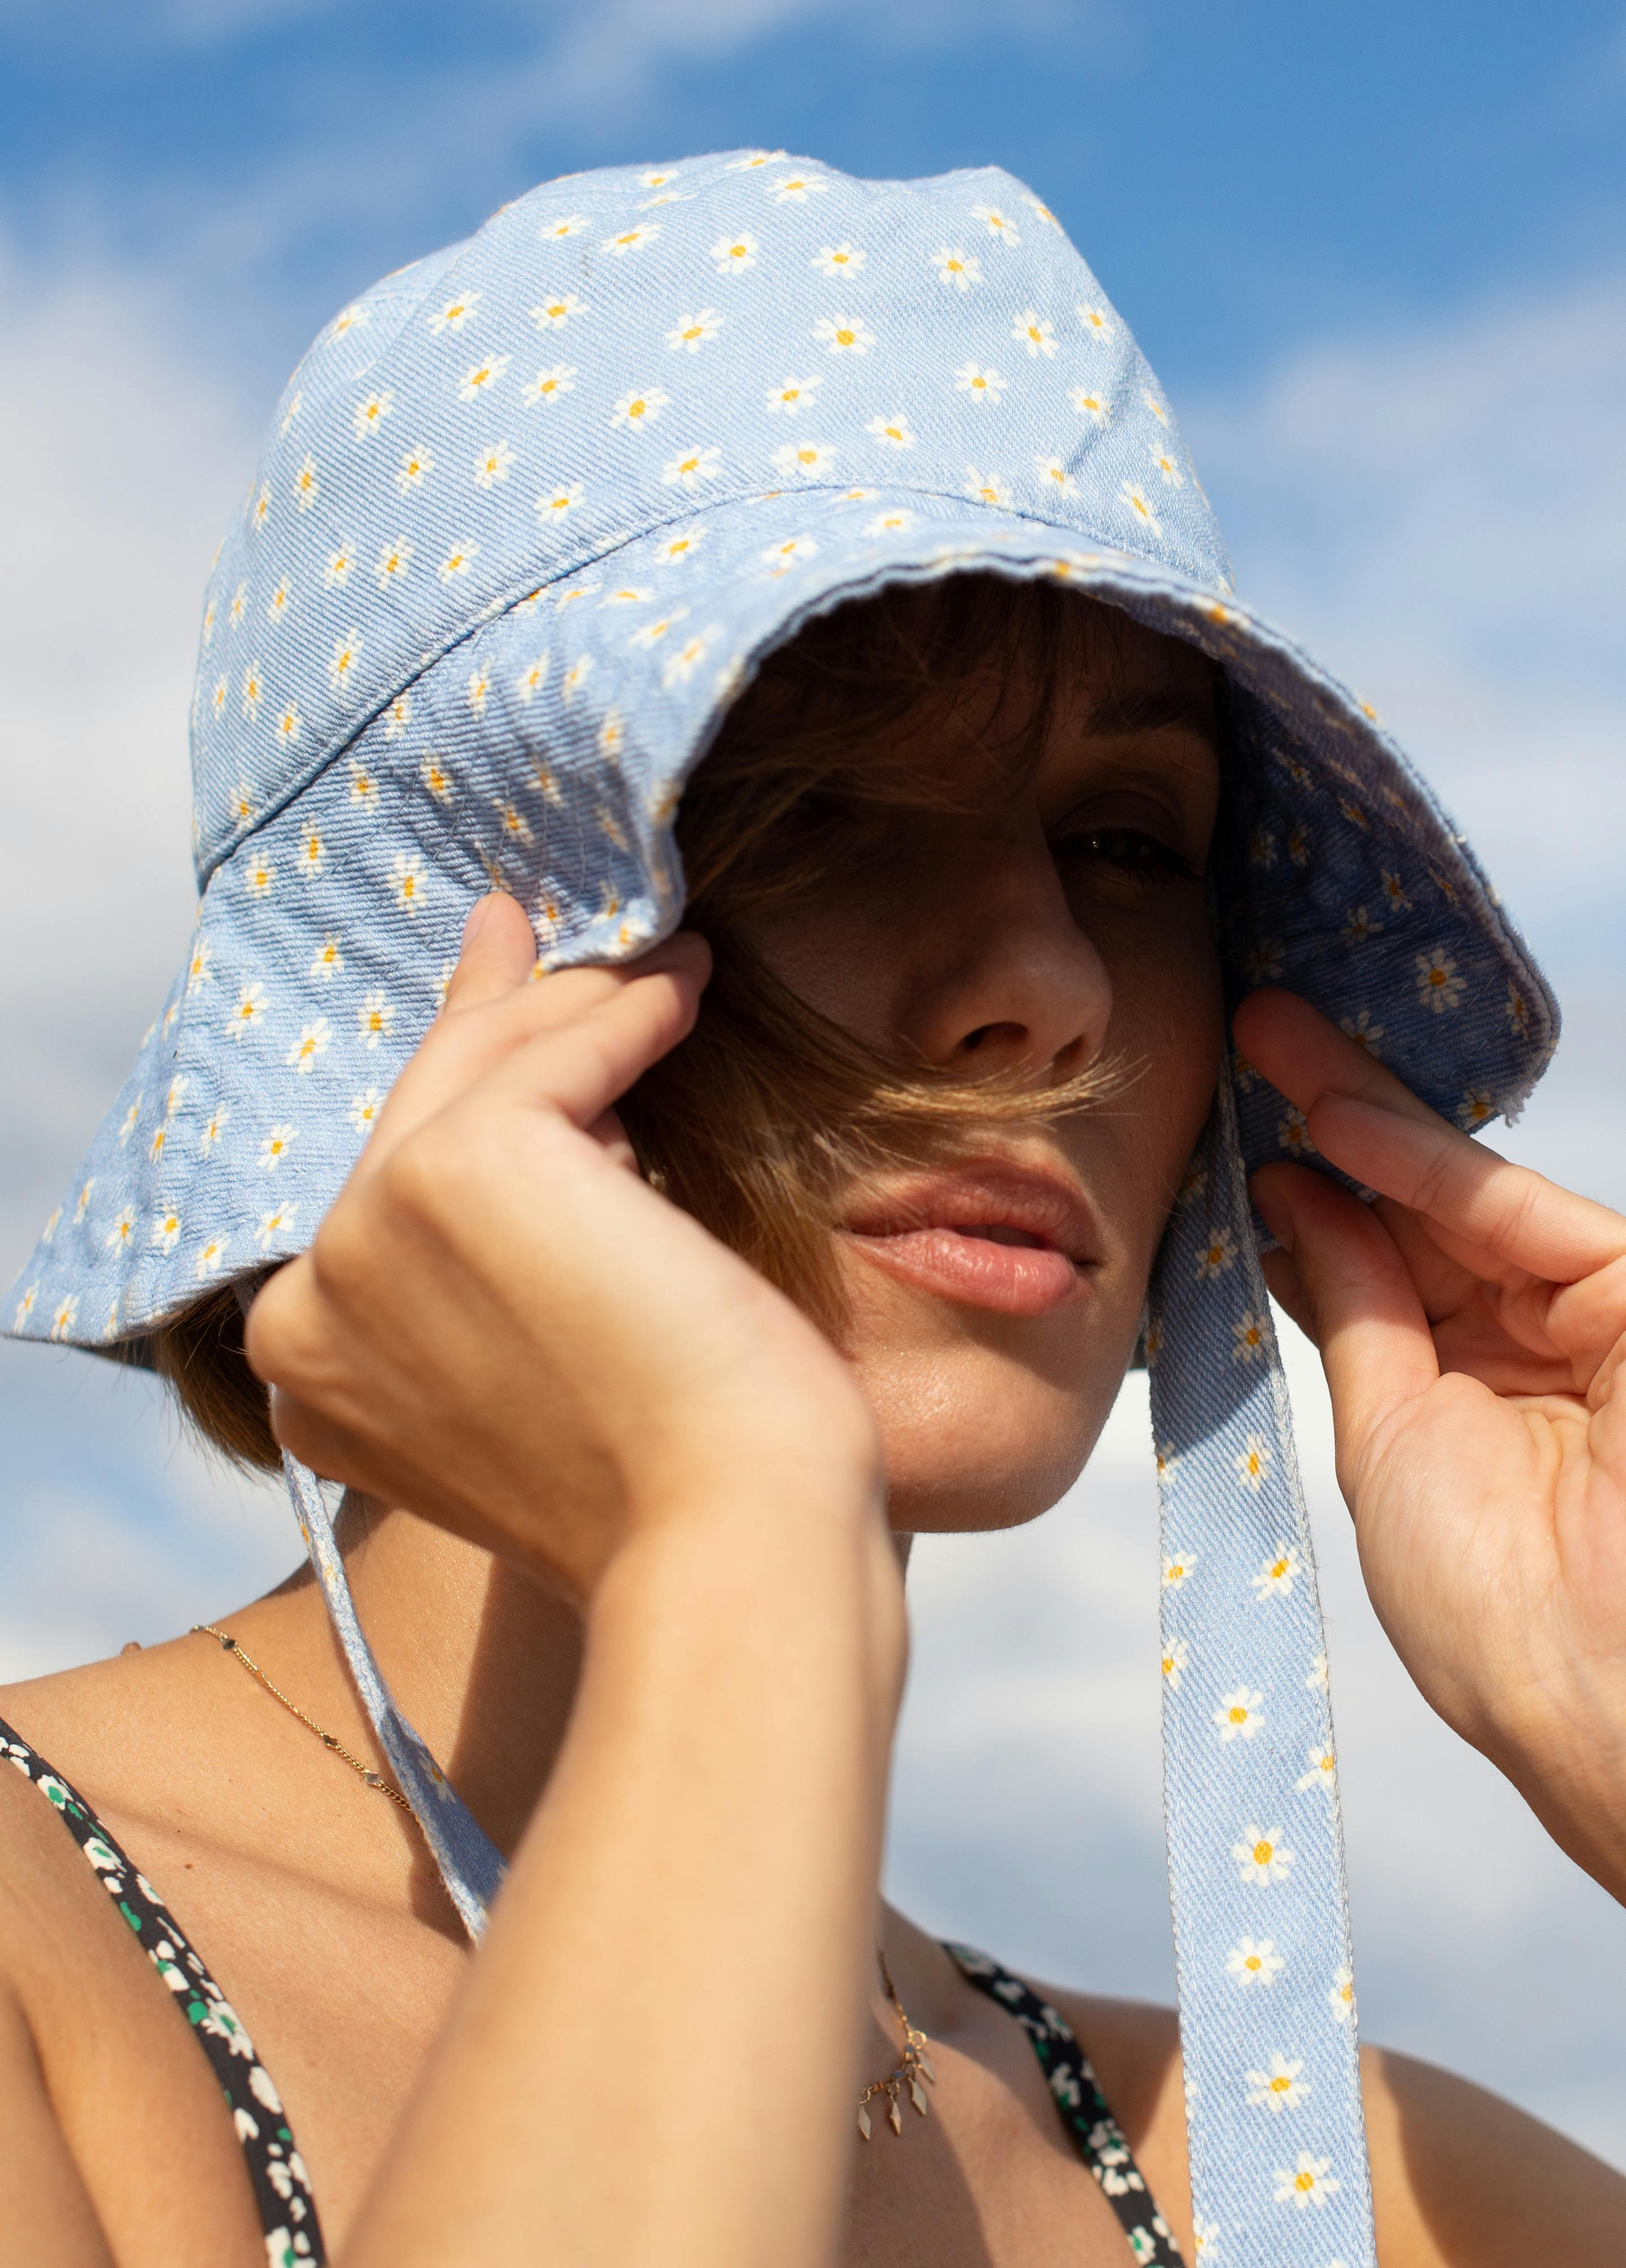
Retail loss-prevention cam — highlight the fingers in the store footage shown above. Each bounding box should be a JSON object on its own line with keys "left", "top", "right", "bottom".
{"left": 1252, "top": 1162, "right": 1439, "bottom": 1475}
{"left": 442, "top": 891, "right": 544, "bottom": 1012}
{"left": 1237, "top": 988, "right": 1626, "bottom": 1286}
{"left": 474, "top": 958, "right": 704, "bottom": 1134}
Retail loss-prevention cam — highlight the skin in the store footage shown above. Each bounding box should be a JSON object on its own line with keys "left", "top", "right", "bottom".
{"left": 1, "top": 608, "right": 1624, "bottom": 2266}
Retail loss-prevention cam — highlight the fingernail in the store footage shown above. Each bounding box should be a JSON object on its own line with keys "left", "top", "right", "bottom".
{"left": 462, "top": 895, "right": 493, "bottom": 951}
{"left": 1250, "top": 1176, "right": 1296, "bottom": 1254}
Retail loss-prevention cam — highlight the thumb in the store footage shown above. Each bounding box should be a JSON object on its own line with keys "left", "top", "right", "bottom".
{"left": 1250, "top": 1162, "right": 1439, "bottom": 1483}
{"left": 442, "top": 891, "right": 541, "bottom": 1013}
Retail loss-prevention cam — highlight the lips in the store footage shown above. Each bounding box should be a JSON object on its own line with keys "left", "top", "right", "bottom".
{"left": 838, "top": 1163, "right": 1099, "bottom": 1318}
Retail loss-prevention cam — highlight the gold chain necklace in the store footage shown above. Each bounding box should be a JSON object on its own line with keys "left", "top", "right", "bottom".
{"left": 192, "top": 1624, "right": 413, "bottom": 1816}
{"left": 857, "top": 1951, "right": 936, "bottom": 2140}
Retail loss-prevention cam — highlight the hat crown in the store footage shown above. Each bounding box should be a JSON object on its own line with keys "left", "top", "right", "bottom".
{"left": 191, "top": 151, "right": 1231, "bottom": 880}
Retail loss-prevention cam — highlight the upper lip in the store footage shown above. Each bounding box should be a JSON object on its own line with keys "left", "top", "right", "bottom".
{"left": 838, "top": 1159, "right": 1101, "bottom": 1269}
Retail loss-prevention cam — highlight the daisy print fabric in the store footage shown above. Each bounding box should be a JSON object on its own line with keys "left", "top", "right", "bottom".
{"left": 6, "top": 149, "right": 1559, "bottom": 2268}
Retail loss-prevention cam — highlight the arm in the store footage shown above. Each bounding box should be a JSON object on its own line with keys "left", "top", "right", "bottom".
{"left": 247, "top": 895, "right": 904, "bottom": 2268}
{"left": 0, "top": 1982, "right": 117, "bottom": 2268}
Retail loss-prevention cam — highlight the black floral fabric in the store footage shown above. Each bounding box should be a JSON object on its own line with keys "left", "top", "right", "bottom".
{"left": 1, "top": 1713, "right": 325, "bottom": 2268}
{"left": 947, "top": 1942, "right": 1185, "bottom": 2265}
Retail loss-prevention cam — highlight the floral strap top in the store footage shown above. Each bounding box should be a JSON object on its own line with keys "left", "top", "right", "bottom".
{"left": 2, "top": 1714, "right": 1176, "bottom": 2268}
{"left": 1, "top": 1715, "right": 324, "bottom": 2268}
{"left": 945, "top": 1943, "right": 1184, "bottom": 2265}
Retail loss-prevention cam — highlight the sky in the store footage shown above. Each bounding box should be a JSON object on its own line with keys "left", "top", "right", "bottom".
{"left": 3, "top": 0, "right": 1625, "bottom": 2173}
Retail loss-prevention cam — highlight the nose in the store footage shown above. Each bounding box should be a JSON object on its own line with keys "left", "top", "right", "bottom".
{"left": 901, "top": 824, "right": 1111, "bottom": 1085}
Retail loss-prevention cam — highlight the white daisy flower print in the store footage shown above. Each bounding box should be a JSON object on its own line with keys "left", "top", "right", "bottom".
{"left": 771, "top": 439, "right": 839, "bottom": 479}
{"left": 766, "top": 373, "right": 821, "bottom": 415}
{"left": 348, "top": 756, "right": 380, "bottom": 812}
{"left": 186, "top": 937, "right": 214, "bottom": 995}
{"left": 254, "top": 1203, "right": 298, "bottom": 1250}
{"left": 604, "top": 223, "right": 661, "bottom": 255}
{"left": 864, "top": 509, "right": 916, "bottom": 537}
{"left": 1214, "top": 1687, "right": 1265, "bottom": 1743}
{"left": 865, "top": 411, "right": 915, "bottom": 450}
{"left": 812, "top": 241, "right": 864, "bottom": 279}
{"left": 662, "top": 444, "right": 722, "bottom": 491}
{"left": 1234, "top": 1433, "right": 1270, "bottom": 1494}
{"left": 358, "top": 990, "right": 395, "bottom": 1049}
{"left": 467, "top": 667, "right": 491, "bottom": 714}
{"left": 73, "top": 1179, "right": 95, "bottom": 1224}
{"left": 1120, "top": 481, "right": 1162, "bottom": 538}
{"left": 666, "top": 309, "right": 721, "bottom": 353}
{"left": 473, "top": 440, "right": 516, "bottom": 489}
{"left": 629, "top": 608, "right": 687, "bottom": 651}
{"left": 420, "top": 753, "right": 455, "bottom": 802}
{"left": 1274, "top": 2154, "right": 1338, "bottom": 2211}
{"left": 712, "top": 232, "right": 758, "bottom": 273}
{"left": 727, "top": 149, "right": 785, "bottom": 172}
{"left": 198, "top": 1102, "right": 230, "bottom": 1152}
{"left": 1231, "top": 1310, "right": 1266, "bottom": 1363}
{"left": 390, "top": 853, "right": 426, "bottom": 914}
{"left": 522, "top": 364, "right": 576, "bottom": 411}
{"left": 933, "top": 246, "right": 982, "bottom": 290}
{"left": 1077, "top": 303, "right": 1114, "bottom": 341}
{"left": 1153, "top": 1438, "right": 1179, "bottom": 1482}
{"left": 1278, "top": 1104, "right": 1314, "bottom": 1157}
{"left": 1329, "top": 1964, "right": 1355, "bottom": 2025}
{"left": 1150, "top": 442, "right": 1184, "bottom": 487}
{"left": 611, "top": 386, "right": 670, "bottom": 432}
{"left": 661, "top": 627, "right": 717, "bottom": 687}
{"left": 1297, "top": 1744, "right": 1336, "bottom": 1795}
{"left": 1035, "top": 456, "right": 1075, "bottom": 496}
{"left": 1160, "top": 1550, "right": 1197, "bottom": 1590}
{"left": 963, "top": 465, "right": 1013, "bottom": 507}
{"left": 457, "top": 356, "right": 509, "bottom": 404}
{"left": 309, "top": 934, "right": 344, "bottom": 982}
{"left": 1416, "top": 949, "right": 1467, "bottom": 1012}
{"left": 1143, "top": 390, "right": 1170, "bottom": 425}
{"left": 49, "top": 1294, "right": 80, "bottom": 1342}
{"left": 1226, "top": 1936, "right": 1284, "bottom": 1989}
{"left": 324, "top": 543, "right": 356, "bottom": 588}
{"left": 286, "top": 1021, "right": 332, "bottom": 1075}
{"left": 438, "top": 540, "right": 478, "bottom": 583}
{"left": 1246, "top": 2055, "right": 1310, "bottom": 2116}
{"left": 561, "top": 655, "right": 594, "bottom": 704}
{"left": 1339, "top": 1009, "right": 1383, "bottom": 1055}
{"left": 1343, "top": 904, "right": 1382, "bottom": 946}
{"left": 240, "top": 664, "right": 264, "bottom": 721}
{"left": 599, "top": 713, "right": 626, "bottom": 763}
{"left": 349, "top": 1089, "right": 381, "bottom": 1137}
{"left": 104, "top": 1205, "right": 136, "bottom": 1251}
{"left": 1307, "top": 1651, "right": 1329, "bottom": 1693}
{"left": 600, "top": 582, "right": 651, "bottom": 607}
{"left": 638, "top": 167, "right": 679, "bottom": 190}
{"left": 1161, "top": 1637, "right": 1189, "bottom": 1692}
{"left": 972, "top": 201, "right": 1021, "bottom": 245}
{"left": 295, "top": 822, "right": 325, "bottom": 880}
{"left": 814, "top": 313, "right": 874, "bottom": 355}
{"left": 150, "top": 1207, "right": 182, "bottom": 1254}
{"left": 228, "top": 582, "right": 248, "bottom": 627}
{"left": 532, "top": 293, "right": 586, "bottom": 329}
{"left": 513, "top": 656, "right": 550, "bottom": 703}
{"left": 1252, "top": 1546, "right": 1300, "bottom": 1600}
{"left": 955, "top": 362, "right": 1006, "bottom": 404}
{"left": 352, "top": 390, "right": 393, "bottom": 440}
{"left": 769, "top": 171, "right": 826, "bottom": 203}
{"left": 1195, "top": 1227, "right": 1237, "bottom": 1280}
{"left": 655, "top": 526, "right": 707, "bottom": 568}
{"left": 193, "top": 1236, "right": 228, "bottom": 1281}
{"left": 387, "top": 442, "right": 431, "bottom": 499}
{"left": 292, "top": 453, "right": 318, "bottom": 513}
{"left": 265, "top": 580, "right": 293, "bottom": 627}
{"left": 428, "top": 289, "right": 480, "bottom": 335}
{"left": 328, "top": 629, "right": 362, "bottom": 692}
{"left": 537, "top": 482, "right": 585, "bottom": 524}
{"left": 228, "top": 983, "right": 268, "bottom": 1039}
{"left": 259, "top": 1124, "right": 297, "bottom": 1171}
{"left": 492, "top": 798, "right": 533, "bottom": 846}
{"left": 249, "top": 480, "right": 268, "bottom": 531}
{"left": 762, "top": 534, "right": 819, "bottom": 574}
{"left": 1458, "top": 1087, "right": 1496, "bottom": 1130}
{"left": 1233, "top": 1824, "right": 1294, "bottom": 1887}
{"left": 12, "top": 1284, "right": 39, "bottom": 1328}
{"left": 1013, "top": 308, "right": 1057, "bottom": 357}
{"left": 538, "top": 213, "right": 585, "bottom": 241}
{"left": 245, "top": 851, "right": 274, "bottom": 899}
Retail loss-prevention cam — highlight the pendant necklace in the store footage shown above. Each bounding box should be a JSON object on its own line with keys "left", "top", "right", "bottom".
{"left": 857, "top": 1949, "right": 936, "bottom": 2140}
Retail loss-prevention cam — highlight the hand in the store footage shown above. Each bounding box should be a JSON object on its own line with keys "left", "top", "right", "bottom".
{"left": 1235, "top": 988, "right": 1626, "bottom": 1900}
{"left": 246, "top": 894, "right": 883, "bottom": 1600}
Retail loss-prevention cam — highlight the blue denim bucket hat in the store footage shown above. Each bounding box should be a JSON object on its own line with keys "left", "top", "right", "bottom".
{"left": 7, "top": 150, "right": 1557, "bottom": 2266}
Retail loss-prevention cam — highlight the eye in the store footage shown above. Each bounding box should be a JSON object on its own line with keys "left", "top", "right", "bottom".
{"left": 1053, "top": 823, "right": 1200, "bottom": 885}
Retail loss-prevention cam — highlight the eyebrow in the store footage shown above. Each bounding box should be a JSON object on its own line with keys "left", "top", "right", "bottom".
{"left": 1086, "top": 688, "right": 1219, "bottom": 744}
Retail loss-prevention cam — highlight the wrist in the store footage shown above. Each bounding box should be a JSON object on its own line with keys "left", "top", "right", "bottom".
{"left": 1477, "top": 1649, "right": 1626, "bottom": 1904}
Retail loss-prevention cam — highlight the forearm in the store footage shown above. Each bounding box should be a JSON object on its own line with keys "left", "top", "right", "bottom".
{"left": 342, "top": 1485, "right": 905, "bottom": 2268}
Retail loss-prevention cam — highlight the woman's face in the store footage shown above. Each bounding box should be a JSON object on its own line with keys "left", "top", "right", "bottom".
{"left": 740, "top": 609, "right": 1224, "bottom": 1532}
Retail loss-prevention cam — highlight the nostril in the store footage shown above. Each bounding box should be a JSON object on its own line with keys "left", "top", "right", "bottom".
{"left": 957, "top": 1020, "right": 1028, "bottom": 1060}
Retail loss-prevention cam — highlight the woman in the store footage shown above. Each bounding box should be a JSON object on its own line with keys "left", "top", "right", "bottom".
{"left": 3, "top": 151, "right": 1624, "bottom": 2267}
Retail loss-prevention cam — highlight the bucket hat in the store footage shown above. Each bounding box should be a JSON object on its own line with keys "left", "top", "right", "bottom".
{"left": 7, "top": 150, "right": 1555, "bottom": 2267}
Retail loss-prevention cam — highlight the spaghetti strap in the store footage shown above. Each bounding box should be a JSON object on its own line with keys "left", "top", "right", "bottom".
{"left": 0, "top": 1713, "right": 325, "bottom": 2268}
{"left": 947, "top": 1942, "right": 1185, "bottom": 2266}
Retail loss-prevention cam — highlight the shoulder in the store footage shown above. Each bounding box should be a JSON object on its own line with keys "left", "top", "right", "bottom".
{"left": 1044, "top": 1989, "right": 1626, "bottom": 2268}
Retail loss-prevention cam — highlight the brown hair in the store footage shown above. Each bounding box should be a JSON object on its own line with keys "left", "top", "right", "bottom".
{"left": 149, "top": 573, "right": 1131, "bottom": 1472}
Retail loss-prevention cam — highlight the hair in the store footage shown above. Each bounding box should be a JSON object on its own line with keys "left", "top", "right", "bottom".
{"left": 148, "top": 573, "right": 1152, "bottom": 1472}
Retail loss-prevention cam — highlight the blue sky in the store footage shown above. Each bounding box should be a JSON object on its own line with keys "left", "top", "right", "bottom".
{"left": 3, "top": 0, "right": 1625, "bottom": 2167}
{"left": 5, "top": 0, "right": 1624, "bottom": 401}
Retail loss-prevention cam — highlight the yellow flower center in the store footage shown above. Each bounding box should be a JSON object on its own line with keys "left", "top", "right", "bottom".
{"left": 1244, "top": 1955, "right": 1261, "bottom": 1972}
{"left": 1271, "top": 2075, "right": 1291, "bottom": 2094}
{"left": 1295, "top": 2171, "right": 1314, "bottom": 2193}
{"left": 1271, "top": 1557, "right": 1288, "bottom": 1578}
{"left": 1229, "top": 1706, "right": 1246, "bottom": 1725}
{"left": 1253, "top": 1840, "right": 1272, "bottom": 1865}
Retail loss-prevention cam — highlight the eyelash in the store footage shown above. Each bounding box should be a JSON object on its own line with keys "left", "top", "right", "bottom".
{"left": 1053, "top": 826, "right": 1201, "bottom": 886}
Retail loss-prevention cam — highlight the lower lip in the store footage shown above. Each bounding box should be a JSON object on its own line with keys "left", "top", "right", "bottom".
{"left": 842, "top": 1227, "right": 1086, "bottom": 1316}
